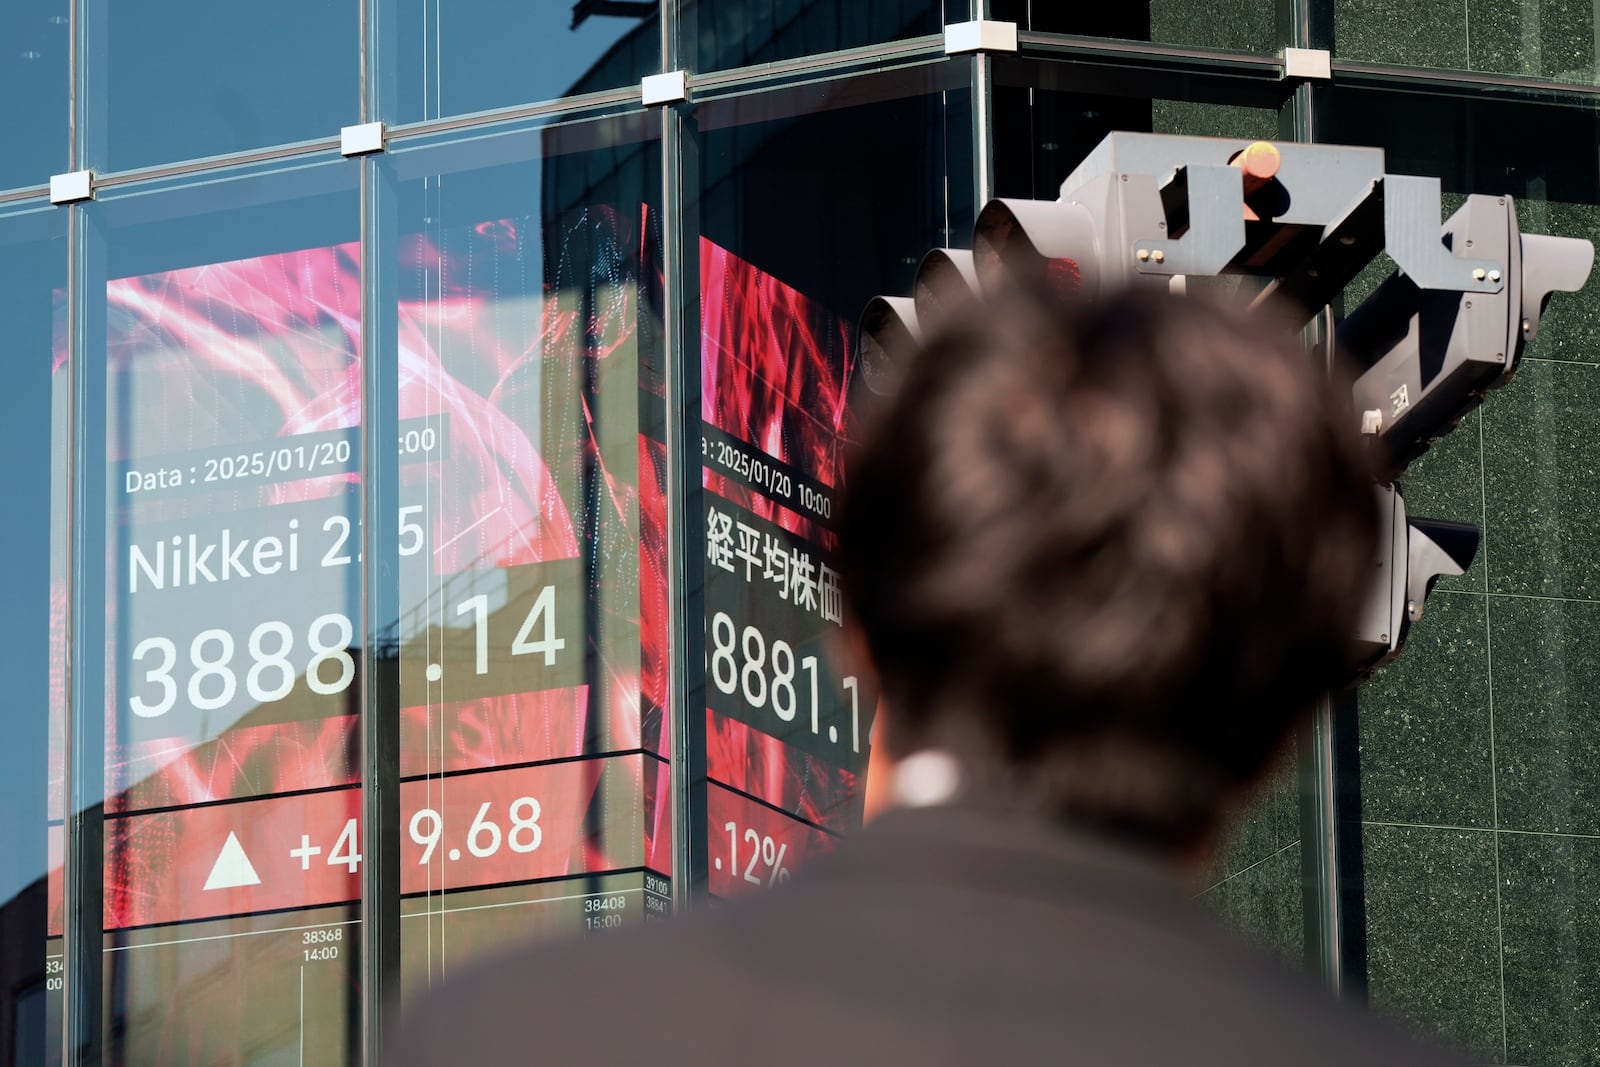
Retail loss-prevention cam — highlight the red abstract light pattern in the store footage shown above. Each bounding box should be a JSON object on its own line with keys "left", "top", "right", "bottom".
{"left": 46, "top": 202, "right": 668, "bottom": 933}
{"left": 699, "top": 238, "right": 869, "bottom": 847}
{"left": 700, "top": 238, "right": 853, "bottom": 543}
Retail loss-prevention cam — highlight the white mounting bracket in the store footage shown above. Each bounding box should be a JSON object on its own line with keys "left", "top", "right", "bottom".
{"left": 642, "top": 70, "right": 689, "bottom": 106}
{"left": 1283, "top": 47, "right": 1333, "bottom": 80}
{"left": 944, "top": 20, "right": 1019, "bottom": 55}
{"left": 340, "top": 122, "right": 386, "bottom": 157}
{"left": 49, "top": 170, "right": 93, "bottom": 205}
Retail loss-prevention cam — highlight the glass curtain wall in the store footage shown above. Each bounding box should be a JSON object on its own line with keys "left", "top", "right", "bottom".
{"left": 681, "top": 62, "right": 973, "bottom": 903}
{"left": 87, "top": 160, "right": 363, "bottom": 1065}
{"left": 381, "top": 113, "right": 671, "bottom": 998}
{"left": 0, "top": 0, "right": 67, "bottom": 190}
{"left": 5, "top": 1, "right": 1600, "bottom": 1065}
{"left": 0, "top": 203, "right": 67, "bottom": 1067}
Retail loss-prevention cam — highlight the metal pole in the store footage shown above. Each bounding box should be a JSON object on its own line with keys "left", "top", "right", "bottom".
{"left": 358, "top": 152, "right": 402, "bottom": 1067}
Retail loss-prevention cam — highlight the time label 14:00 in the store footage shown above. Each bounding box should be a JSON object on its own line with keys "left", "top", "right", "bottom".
{"left": 707, "top": 611, "right": 861, "bottom": 752}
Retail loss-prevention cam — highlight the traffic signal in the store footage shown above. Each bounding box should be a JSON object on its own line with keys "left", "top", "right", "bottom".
{"left": 858, "top": 248, "right": 981, "bottom": 397}
{"left": 1341, "top": 195, "right": 1594, "bottom": 480}
{"left": 859, "top": 131, "right": 1594, "bottom": 676}
{"left": 1357, "top": 485, "right": 1480, "bottom": 672}
{"left": 912, "top": 248, "right": 982, "bottom": 332}
{"left": 856, "top": 295, "right": 918, "bottom": 398}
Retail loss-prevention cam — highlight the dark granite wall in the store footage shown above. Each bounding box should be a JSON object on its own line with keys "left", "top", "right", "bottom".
{"left": 994, "top": 0, "right": 1275, "bottom": 53}
{"left": 1202, "top": 758, "right": 1308, "bottom": 964}
{"left": 1355, "top": 194, "right": 1600, "bottom": 1064}
{"left": 1335, "top": 0, "right": 1596, "bottom": 81}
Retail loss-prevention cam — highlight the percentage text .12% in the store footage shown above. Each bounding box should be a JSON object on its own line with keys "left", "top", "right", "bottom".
{"left": 719, "top": 823, "right": 792, "bottom": 888}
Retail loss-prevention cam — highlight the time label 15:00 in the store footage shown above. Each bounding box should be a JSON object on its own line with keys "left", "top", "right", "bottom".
{"left": 126, "top": 584, "right": 565, "bottom": 719}
{"left": 707, "top": 611, "right": 860, "bottom": 752}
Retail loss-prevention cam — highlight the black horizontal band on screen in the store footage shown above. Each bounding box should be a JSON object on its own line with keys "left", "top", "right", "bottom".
{"left": 107, "top": 866, "right": 671, "bottom": 937}
{"left": 104, "top": 915, "right": 361, "bottom": 955}
{"left": 397, "top": 746, "right": 666, "bottom": 786}
{"left": 107, "top": 898, "right": 361, "bottom": 938}
{"left": 103, "top": 748, "right": 669, "bottom": 822}
{"left": 102, "top": 780, "right": 360, "bottom": 822}
{"left": 398, "top": 865, "right": 663, "bottom": 903}
{"left": 705, "top": 779, "right": 842, "bottom": 839}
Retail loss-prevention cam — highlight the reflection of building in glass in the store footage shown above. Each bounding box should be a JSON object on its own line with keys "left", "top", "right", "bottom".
{"left": 0, "top": 876, "right": 51, "bottom": 1067}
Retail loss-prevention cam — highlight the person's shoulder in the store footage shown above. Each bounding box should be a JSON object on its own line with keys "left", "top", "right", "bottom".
{"left": 1252, "top": 984, "right": 1469, "bottom": 1067}
{"left": 1166, "top": 925, "right": 1470, "bottom": 1067}
{"left": 385, "top": 913, "right": 747, "bottom": 1067}
{"left": 382, "top": 811, "right": 1474, "bottom": 1067}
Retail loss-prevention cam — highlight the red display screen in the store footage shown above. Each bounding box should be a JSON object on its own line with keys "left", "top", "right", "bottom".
{"left": 106, "top": 242, "right": 366, "bottom": 815}
{"left": 706, "top": 782, "right": 836, "bottom": 897}
{"left": 698, "top": 238, "right": 879, "bottom": 897}
{"left": 103, "top": 754, "right": 662, "bottom": 930}
{"left": 81, "top": 193, "right": 667, "bottom": 1063}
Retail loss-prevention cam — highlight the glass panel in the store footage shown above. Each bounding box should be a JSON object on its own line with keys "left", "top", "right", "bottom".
{"left": 383, "top": 113, "right": 669, "bottom": 997}
{"left": 84, "top": 0, "right": 358, "bottom": 172}
{"left": 687, "top": 65, "right": 972, "bottom": 898}
{"left": 383, "top": 0, "right": 659, "bottom": 125}
{"left": 994, "top": 0, "right": 1278, "bottom": 57}
{"left": 681, "top": 0, "right": 945, "bottom": 74}
{"left": 0, "top": 0, "right": 67, "bottom": 190}
{"left": 89, "top": 161, "right": 362, "bottom": 1063}
{"left": 0, "top": 203, "right": 67, "bottom": 1067}
{"left": 1334, "top": 0, "right": 1598, "bottom": 82}
{"left": 990, "top": 69, "right": 1283, "bottom": 200}
{"left": 1328, "top": 90, "right": 1600, "bottom": 1064}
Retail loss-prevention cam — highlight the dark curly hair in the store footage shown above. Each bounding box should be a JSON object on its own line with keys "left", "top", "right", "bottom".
{"left": 838, "top": 286, "right": 1377, "bottom": 851}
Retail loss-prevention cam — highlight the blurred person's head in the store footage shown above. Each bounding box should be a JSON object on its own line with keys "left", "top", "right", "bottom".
{"left": 839, "top": 286, "right": 1376, "bottom": 856}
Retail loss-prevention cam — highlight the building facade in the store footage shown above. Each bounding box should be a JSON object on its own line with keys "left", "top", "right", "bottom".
{"left": 0, "top": 1, "right": 1595, "bottom": 1063}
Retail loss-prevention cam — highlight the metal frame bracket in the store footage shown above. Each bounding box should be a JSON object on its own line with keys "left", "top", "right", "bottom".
{"left": 945, "top": 20, "right": 1019, "bottom": 56}
{"left": 1283, "top": 47, "right": 1333, "bottom": 80}
{"left": 50, "top": 170, "right": 93, "bottom": 205}
{"left": 642, "top": 70, "right": 689, "bottom": 106}
{"left": 341, "top": 122, "right": 387, "bottom": 157}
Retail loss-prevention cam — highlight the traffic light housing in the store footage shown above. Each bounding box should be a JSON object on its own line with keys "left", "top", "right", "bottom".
{"left": 860, "top": 131, "right": 1594, "bottom": 677}
{"left": 1341, "top": 194, "right": 1594, "bottom": 480}
{"left": 1357, "top": 485, "right": 1480, "bottom": 672}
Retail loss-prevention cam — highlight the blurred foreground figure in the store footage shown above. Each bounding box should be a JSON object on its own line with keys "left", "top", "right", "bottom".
{"left": 390, "top": 288, "right": 1463, "bottom": 1066}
